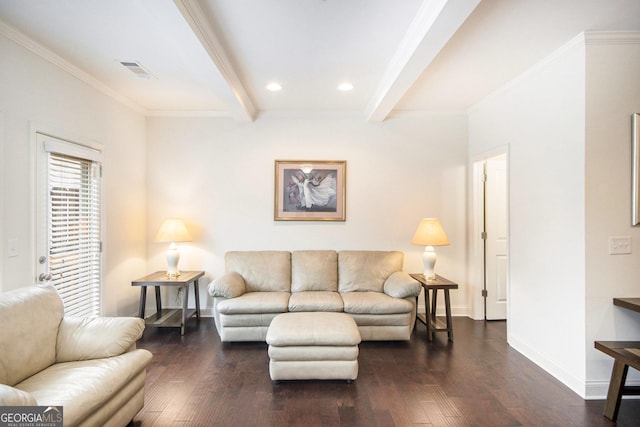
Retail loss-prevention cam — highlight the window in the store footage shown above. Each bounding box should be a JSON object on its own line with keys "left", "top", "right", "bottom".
{"left": 39, "top": 135, "right": 102, "bottom": 317}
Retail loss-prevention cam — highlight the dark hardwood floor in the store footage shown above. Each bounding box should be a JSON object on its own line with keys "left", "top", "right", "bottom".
{"left": 132, "top": 317, "right": 640, "bottom": 426}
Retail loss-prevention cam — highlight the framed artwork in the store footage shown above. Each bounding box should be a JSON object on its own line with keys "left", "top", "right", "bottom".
{"left": 274, "top": 160, "right": 346, "bottom": 221}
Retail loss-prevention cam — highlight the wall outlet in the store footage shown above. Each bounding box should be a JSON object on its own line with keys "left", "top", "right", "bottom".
{"left": 609, "top": 236, "right": 632, "bottom": 255}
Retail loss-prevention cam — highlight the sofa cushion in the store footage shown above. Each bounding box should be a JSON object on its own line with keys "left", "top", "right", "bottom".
{"left": 288, "top": 291, "right": 344, "bottom": 312}
{"left": 226, "top": 251, "right": 291, "bottom": 292}
{"left": 291, "top": 250, "right": 338, "bottom": 292}
{"left": 0, "top": 285, "right": 63, "bottom": 386}
{"left": 216, "top": 292, "right": 290, "bottom": 314}
{"left": 266, "top": 312, "right": 361, "bottom": 347}
{"left": 341, "top": 291, "right": 414, "bottom": 315}
{"left": 16, "top": 350, "right": 152, "bottom": 427}
{"left": 338, "top": 251, "right": 404, "bottom": 293}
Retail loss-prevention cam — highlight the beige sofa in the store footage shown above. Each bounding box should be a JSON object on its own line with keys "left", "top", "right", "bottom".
{"left": 0, "top": 285, "right": 153, "bottom": 427}
{"left": 208, "top": 250, "right": 421, "bottom": 341}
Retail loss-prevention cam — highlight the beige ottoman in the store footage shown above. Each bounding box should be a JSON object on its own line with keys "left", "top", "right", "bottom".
{"left": 266, "top": 312, "right": 361, "bottom": 381}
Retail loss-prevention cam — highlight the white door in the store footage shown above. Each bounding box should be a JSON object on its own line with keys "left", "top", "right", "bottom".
{"left": 484, "top": 154, "right": 508, "bottom": 320}
{"left": 35, "top": 132, "right": 103, "bottom": 316}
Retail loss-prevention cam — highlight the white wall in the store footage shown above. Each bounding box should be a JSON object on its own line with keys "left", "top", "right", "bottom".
{"left": 468, "top": 36, "right": 588, "bottom": 396}
{"left": 0, "top": 34, "right": 147, "bottom": 316}
{"left": 145, "top": 112, "right": 469, "bottom": 315}
{"left": 584, "top": 34, "right": 640, "bottom": 397}
{"left": 469, "top": 32, "right": 640, "bottom": 399}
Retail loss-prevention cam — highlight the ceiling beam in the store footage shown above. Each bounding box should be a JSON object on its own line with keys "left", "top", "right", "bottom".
{"left": 174, "top": 0, "right": 256, "bottom": 123}
{"left": 365, "top": 0, "right": 480, "bottom": 122}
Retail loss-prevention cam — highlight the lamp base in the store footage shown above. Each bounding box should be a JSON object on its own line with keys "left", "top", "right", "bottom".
{"left": 165, "top": 243, "right": 181, "bottom": 279}
{"left": 422, "top": 245, "right": 437, "bottom": 281}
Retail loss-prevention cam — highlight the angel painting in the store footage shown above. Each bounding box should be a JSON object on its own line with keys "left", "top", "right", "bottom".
{"left": 285, "top": 169, "right": 337, "bottom": 212}
{"left": 276, "top": 160, "right": 345, "bottom": 221}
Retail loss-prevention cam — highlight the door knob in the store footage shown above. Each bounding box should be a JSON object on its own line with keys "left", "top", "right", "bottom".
{"left": 38, "top": 273, "right": 52, "bottom": 282}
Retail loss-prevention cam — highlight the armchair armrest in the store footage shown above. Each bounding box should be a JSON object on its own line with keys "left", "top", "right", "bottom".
{"left": 383, "top": 271, "right": 422, "bottom": 298}
{"left": 208, "top": 271, "right": 246, "bottom": 298}
{"left": 0, "top": 384, "right": 38, "bottom": 406}
{"left": 56, "top": 317, "right": 145, "bottom": 362}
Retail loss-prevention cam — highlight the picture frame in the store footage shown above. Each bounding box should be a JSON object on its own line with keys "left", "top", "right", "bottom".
{"left": 274, "top": 160, "right": 346, "bottom": 221}
{"left": 633, "top": 113, "right": 640, "bottom": 226}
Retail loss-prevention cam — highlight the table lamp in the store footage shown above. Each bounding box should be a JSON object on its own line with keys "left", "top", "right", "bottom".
{"left": 155, "top": 218, "right": 192, "bottom": 278}
{"left": 411, "top": 218, "right": 450, "bottom": 280}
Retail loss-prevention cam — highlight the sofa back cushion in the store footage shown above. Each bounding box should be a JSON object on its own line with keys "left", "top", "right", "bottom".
{"left": 291, "top": 250, "right": 338, "bottom": 292}
{"left": 0, "top": 285, "right": 63, "bottom": 385}
{"left": 226, "top": 251, "right": 291, "bottom": 292}
{"left": 338, "top": 251, "right": 404, "bottom": 293}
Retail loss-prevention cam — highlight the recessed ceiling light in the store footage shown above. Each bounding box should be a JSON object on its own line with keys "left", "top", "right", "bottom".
{"left": 266, "top": 82, "right": 283, "bottom": 91}
{"left": 338, "top": 82, "right": 354, "bottom": 91}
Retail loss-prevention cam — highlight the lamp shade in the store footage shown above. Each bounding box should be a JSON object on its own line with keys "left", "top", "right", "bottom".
{"left": 154, "top": 218, "right": 192, "bottom": 243}
{"left": 411, "top": 218, "right": 450, "bottom": 246}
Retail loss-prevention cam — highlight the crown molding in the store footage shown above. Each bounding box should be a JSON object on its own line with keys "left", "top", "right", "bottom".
{"left": 469, "top": 30, "right": 640, "bottom": 115}
{"left": 145, "top": 110, "right": 232, "bottom": 118}
{"left": 467, "top": 32, "right": 586, "bottom": 115}
{"left": 584, "top": 30, "right": 640, "bottom": 45}
{"left": 0, "top": 19, "right": 146, "bottom": 115}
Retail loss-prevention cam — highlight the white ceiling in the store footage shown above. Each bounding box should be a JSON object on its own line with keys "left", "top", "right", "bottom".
{"left": 0, "top": 0, "right": 639, "bottom": 121}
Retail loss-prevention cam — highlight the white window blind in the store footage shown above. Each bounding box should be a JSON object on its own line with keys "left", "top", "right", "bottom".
{"left": 46, "top": 148, "right": 102, "bottom": 317}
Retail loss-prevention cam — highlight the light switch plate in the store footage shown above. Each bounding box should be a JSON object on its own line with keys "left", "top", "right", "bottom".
{"left": 609, "top": 236, "right": 632, "bottom": 255}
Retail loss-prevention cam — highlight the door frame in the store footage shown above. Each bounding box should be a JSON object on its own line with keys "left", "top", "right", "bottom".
{"left": 30, "top": 122, "right": 104, "bottom": 306}
{"left": 469, "top": 146, "right": 510, "bottom": 321}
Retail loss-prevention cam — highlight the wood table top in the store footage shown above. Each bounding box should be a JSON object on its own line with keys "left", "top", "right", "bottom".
{"left": 132, "top": 270, "right": 204, "bottom": 286}
{"left": 613, "top": 298, "right": 640, "bottom": 313}
{"left": 409, "top": 273, "right": 458, "bottom": 289}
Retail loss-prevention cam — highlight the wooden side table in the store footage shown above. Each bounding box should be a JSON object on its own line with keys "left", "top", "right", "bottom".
{"left": 132, "top": 270, "right": 204, "bottom": 335}
{"left": 594, "top": 297, "right": 640, "bottom": 421}
{"left": 410, "top": 273, "right": 458, "bottom": 342}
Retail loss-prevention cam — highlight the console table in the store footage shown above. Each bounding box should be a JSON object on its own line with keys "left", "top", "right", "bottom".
{"left": 410, "top": 274, "right": 458, "bottom": 342}
{"left": 132, "top": 270, "right": 204, "bottom": 335}
{"left": 595, "top": 297, "right": 640, "bottom": 421}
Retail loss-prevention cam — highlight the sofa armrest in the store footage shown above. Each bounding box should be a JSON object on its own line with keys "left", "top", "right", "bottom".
{"left": 56, "top": 317, "right": 145, "bottom": 363}
{"left": 208, "top": 271, "right": 246, "bottom": 298}
{"left": 0, "top": 384, "right": 38, "bottom": 406}
{"left": 383, "top": 271, "right": 422, "bottom": 298}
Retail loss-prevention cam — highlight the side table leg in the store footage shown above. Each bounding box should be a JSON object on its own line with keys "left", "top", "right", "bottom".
{"left": 431, "top": 289, "right": 438, "bottom": 324}
{"left": 604, "top": 360, "right": 628, "bottom": 421}
{"left": 424, "top": 288, "right": 433, "bottom": 341}
{"left": 154, "top": 286, "right": 162, "bottom": 313}
{"left": 194, "top": 279, "right": 201, "bottom": 320}
{"left": 181, "top": 284, "right": 189, "bottom": 336}
{"left": 444, "top": 289, "right": 454, "bottom": 341}
{"left": 138, "top": 286, "right": 147, "bottom": 318}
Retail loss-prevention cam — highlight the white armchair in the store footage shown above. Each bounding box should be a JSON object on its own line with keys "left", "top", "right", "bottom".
{"left": 0, "top": 285, "right": 152, "bottom": 427}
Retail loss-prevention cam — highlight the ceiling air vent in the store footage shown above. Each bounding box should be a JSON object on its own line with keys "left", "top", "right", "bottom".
{"left": 119, "top": 61, "right": 154, "bottom": 79}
